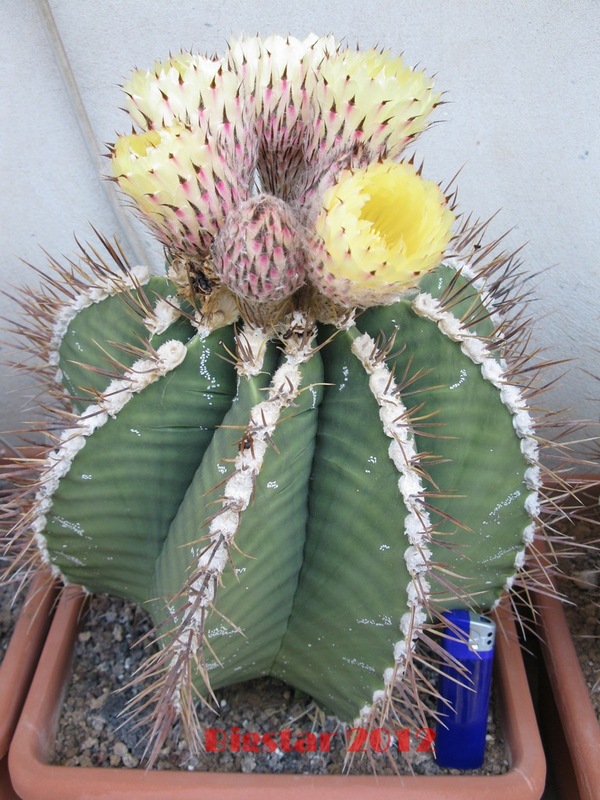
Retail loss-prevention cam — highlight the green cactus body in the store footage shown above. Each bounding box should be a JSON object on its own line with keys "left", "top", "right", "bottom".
{"left": 4, "top": 35, "right": 560, "bottom": 761}
{"left": 29, "top": 256, "right": 537, "bottom": 741}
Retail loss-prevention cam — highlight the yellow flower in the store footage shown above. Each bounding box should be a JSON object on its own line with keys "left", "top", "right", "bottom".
{"left": 312, "top": 161, "right": 455, "bottom": 307}
{"left": 312, "top": 49, "right": 440, "bottom": 162}
{"left": 123, "top": 53, "right": 243, "bottom": 133}
{"left": 110, "top": 38, "right": 446, "bottom": 299}
{"left": 227, "top": 33, "right": 337, "bottom": 112}
{"left": 111, "top": 126, "right": 245, "bottom": 257}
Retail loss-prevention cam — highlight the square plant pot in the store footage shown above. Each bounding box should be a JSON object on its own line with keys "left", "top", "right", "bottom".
{"left": 535, "top": 590, "right": 600, "bottom": 800}
{"left": 8, "top": 584, "right": 546, "bottom": 800}
{"left": 0, "top": 571, "right": 57, "bottom": 799}
{"left": 532, "top": 478, "right": 600, "bottom": 800}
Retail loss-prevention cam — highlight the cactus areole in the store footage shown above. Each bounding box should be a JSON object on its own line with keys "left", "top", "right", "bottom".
{"left": 5, "top": 35, "right": 560, "bottom": 763}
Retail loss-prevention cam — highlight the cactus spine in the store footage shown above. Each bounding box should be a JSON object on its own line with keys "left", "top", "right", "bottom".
{"left": 2, "top": 35, "right": 573, "bottom": 764}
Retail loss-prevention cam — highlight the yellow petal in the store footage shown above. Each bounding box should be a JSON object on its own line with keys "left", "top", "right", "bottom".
{"left": 313, "top": 49, "right": 440, "bottom": 161}
{"left": 312, "top": 161, "right": 455, "bottom": 307}
{"left": 111, "top": 126, "right": 244, "bottom": 256}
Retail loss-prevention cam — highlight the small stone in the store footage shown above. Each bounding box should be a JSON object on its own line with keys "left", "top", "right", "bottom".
{"left": 89, "top": 690, "right": 108, "bottom": 710}
{"left": 241, "top": 754, "right": 256, "bottom": 773}
{"left": 122, "top": 752, "right": 139, "bottom": 768}
{"left": 81, "top": 736, "right": 98, "bottom": 750}
{"left": 573, "top": 569, "right": 599, "bottom": 588}
{"left": 113, "top": 741, "right": 129, "bottom": 757}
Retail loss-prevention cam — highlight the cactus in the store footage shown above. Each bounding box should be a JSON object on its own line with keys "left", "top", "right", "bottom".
{"left": 2, "top": 34, "right": 574, "bottom": 765}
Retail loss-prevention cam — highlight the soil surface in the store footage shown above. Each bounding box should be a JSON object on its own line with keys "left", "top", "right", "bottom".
{"left": 0, "top": 581, "right": 24, "bottom": 663}
{"left": 49, "top": 593, "right": 510, "bottom": 776}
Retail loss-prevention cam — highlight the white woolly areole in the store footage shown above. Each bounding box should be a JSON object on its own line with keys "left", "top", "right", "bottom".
{"left": 223, "top": 470, "right": 255, "bottom": 501}
{"left": 411, "top": 291, "right": 441, "bottom": 321}
{"left": 207, "top": 508, "right": 240, "bottom": 540}
{"left": 407, "top": 577, "right": 430, "bottom": 608}
{"left": 126, "top": 265, "right": 151, "bottom": 286}
{"left": 198, "top": 546, "right": 229, "bottom": 575}
{"left": 393, "top": 640, "right": 409, "bottom": 665}
{"left": 236, "top": 326, "right": 271, "bottom": 377}
{"left": 521, "top": 437, "right": 540, "bottom": 463}
{"left": 480, "top": 358, "right": 505, "bottom": 385}
{"left": 398, "top": 472, "right": 424, "bottom": 503}
{"left": 31, "top": 515, "right": 47, "bottom": 535}
{"left": 502, "top": 574, "right": 516, "bottom": 592}
{"left": 381, "top": 407, "right": 411, "bottom": 443}
{"left": 443, "top": 254, "right": 506, "bottom": 332}
{"left": 412, "top": 280, "right": 541, "bottom": 599}
{"left": 525, "top": 492, "right": 541, "bottom": 518}
{"left": 125, "top": 359, "right": 159, "bottom": 391}
{"left": 77, "top": 406, "right": 109, "bottom": 436}
{"left": 460, "top": 336, "right": 490, "bottom": 365}
{"left": 400, "top": 608, "right": 427, "bottom": 637}
{"left": 269, "top": 363, "right": 303, "bottom": 403}
{"left": 522, "top": 523, "right": 536, "bottom": 545}
{"left": 29, "top": 335, "right": 187, "bottom": 580}
{"left": 144, "top": 296, "right": 181, "bottom": 335}
{"left": 155, "top": 340, "right": 187, "bottom": 372}
{"left": 500, "top": 384, "right": 524, "bottom": 411}
{"left": 404, "top": 511, "right": 432, "bottom": 545}
{"left": 368, "top": 370, "right": 393, "bottom": 398}
{"left": 55, "top": 432, "right": 87, "bottom": 463}
{"left": 404, "top": 544, "right": 433, "bottom": 573}
{"left": 387, "top": 439, "right": 410, "bottom": 471}
{"left": 383, "top": 667, "right": 395, "bottom": 685}
{"left": 35, "top": 497, "right": 52, "bottom": 515}
{"left": 524, "top": 465, "right": 542, "bottom": 491}
{"left": 351, "top": 330, "right": 433, "bottom": 714}
{"left": 250, "top": 402, "right": 280, "bottom": 432}
{"left": 512, "top": 410, "right": 535, "bottom": 437}
{"left": 49, "top": 265, "right": 152, "bottom": 372}
{"left": 513, "top": 549, "right": 526, "bottom": 571}
{"left": 102, "top": 382, "right": 134, "bottom": 417}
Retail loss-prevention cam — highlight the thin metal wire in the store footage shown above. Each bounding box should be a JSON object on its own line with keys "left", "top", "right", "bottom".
{"left": 34, "top": 0, "right": 151, "bottom": 266}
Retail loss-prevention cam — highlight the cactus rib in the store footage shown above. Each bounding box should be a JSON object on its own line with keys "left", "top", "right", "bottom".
{"left": 1, "top": 33, "right": 590, "bottom": 772}
{"left": 349, "top": 328, "right": 436, "bottom": 729}
{"left": 128, "top": 313, "right": 322, "bottom": 759}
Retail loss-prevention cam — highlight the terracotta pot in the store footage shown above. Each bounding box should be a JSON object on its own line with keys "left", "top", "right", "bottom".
{"left": 0, "top": 571, "right": 57, "bottom": 800}
{"left": 534, "top": 593, "right": 599, "bottom": 800}
{"left": 8, "top": 584, "right": 546, "bottom": 800}
{"left": 531, "top": 477, "right": 600, "bottom": 800}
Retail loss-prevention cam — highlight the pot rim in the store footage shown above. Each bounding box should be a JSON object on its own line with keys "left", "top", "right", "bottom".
{"left": 8, "top": 585, "right": 545, "bottom": 799}
{"left": 0, "top": 570, "right": 57, "bottom": 758}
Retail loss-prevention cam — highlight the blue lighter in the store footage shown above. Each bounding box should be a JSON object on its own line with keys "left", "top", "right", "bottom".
{"left": 434, "top": 609, "right": 496, "bottom": 769}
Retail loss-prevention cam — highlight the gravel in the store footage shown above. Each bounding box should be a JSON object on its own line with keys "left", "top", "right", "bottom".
{"left": 49, "top": 593, "right": 510, "bottom": 776}
{"left": 9, "top": 506, "right": 599, "bottom": 776}
{"left": 0, "top": 580, "right": 24, "bottom": 663}
{"left": 9, "top": 507, "right": 593, "bottom": 776}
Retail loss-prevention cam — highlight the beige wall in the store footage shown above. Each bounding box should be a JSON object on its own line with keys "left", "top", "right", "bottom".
{"left": 1, "top": 0, "right": 598, "bottom": 457}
